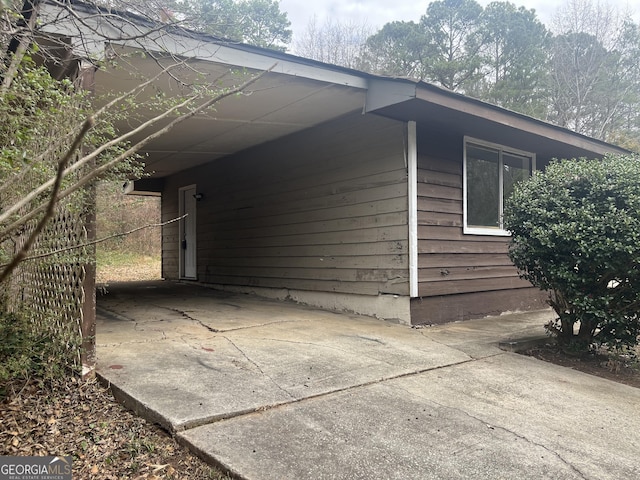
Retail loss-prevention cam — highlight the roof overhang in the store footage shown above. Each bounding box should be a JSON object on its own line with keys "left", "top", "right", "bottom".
{"left": 37, "top": 1, "right": 369, "bottom": 183}
{"left": 34, "top": 1, "right": 629, "bottom": 195}
{"left": 365, "top": 78, "right": 629, "bottom": 160}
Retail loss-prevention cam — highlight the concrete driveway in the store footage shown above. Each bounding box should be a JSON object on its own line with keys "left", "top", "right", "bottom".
{"left": 96, "top": 281, "right": 640, "bottom": 480}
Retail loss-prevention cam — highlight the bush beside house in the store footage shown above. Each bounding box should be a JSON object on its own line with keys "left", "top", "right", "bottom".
{"left": 504, "top": 154, "right": 640, "bottom": 353}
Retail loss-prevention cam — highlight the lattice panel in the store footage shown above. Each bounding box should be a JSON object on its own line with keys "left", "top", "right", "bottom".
{"left": 7, "top": 204, "right": 88, "bottom": 373}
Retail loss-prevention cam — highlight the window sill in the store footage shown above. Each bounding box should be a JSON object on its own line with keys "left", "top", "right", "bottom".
{"left": 463, "top": 227, "right": 511, "bottom": 237}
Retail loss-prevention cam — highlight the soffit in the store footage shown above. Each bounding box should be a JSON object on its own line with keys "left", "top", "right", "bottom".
{"left": 95, "top": 50, "right": 366, "bottom": 178}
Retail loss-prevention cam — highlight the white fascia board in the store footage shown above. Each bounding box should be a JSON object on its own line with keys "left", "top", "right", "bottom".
{"left": 37, "top": 2, "right": 368, "bottom": 89}
{"left": 365, "top": 78, "right": 417, "bottom": 113}
{"left": 156, "top": 38, "right": 368, "bottom": 88}
{"left": 37, "top": 2, "right": 107, "bottom": 57}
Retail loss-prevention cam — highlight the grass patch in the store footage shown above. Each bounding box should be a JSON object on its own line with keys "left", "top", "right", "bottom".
{"left": 96, "top": 250, "right": 161, "bottom": 284}
{"left": 96, "top": 250, "right": 157, "bottom": 268}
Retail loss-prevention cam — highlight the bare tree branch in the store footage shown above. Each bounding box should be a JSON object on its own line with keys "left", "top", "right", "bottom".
{"left": 1, "top": 1, "right": 39, "bottom": 94}
{"left": 0, "top": 61, "right": 199, "bottom": 225}
{"left": 0, "top": 116, "right": 94, "bottom": 284}
{"left": 48, "top": 0, "right": 189, "bottom": 43}
{"left": 0, "top": 60, "right": 187, "bottom": 198}
{"left": 0, "top": 65, "right": 275, "bottom": 241}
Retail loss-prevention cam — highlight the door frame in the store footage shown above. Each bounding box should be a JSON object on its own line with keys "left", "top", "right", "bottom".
{"left": 178, "top": 184, "right": 197, "bottom": 279}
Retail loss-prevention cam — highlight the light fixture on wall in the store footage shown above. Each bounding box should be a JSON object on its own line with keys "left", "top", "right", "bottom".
{"left": 193, "top": 193, "right": 204, "bottom": 201}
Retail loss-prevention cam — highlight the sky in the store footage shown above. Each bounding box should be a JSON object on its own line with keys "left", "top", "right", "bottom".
{"left": 279, "top": 0, "right": 638, "bottom": 43}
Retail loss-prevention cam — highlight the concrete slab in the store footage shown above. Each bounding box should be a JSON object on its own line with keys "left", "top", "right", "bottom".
{"left": 99, "top": 338, "right": 295, "bottom": 430}
{"left": 181, "top": 353, "right": 640, "bottom": 480}
{"left": 418, "top": 310, "right": 554, "bottom": 358}
{"left": 392, "top": 354, "right": 640, "bottom": 480}
{"left": 96, "top": 281, "right": 640, "bottom": 480}
{"left": 97, "top": 281, "right": 471, "bottom": 431}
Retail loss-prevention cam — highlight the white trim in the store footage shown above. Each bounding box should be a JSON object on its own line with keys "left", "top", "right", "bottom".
{"left": 463, "top": 136, "right": 535, "bottom": 236}
{"left": 464, "top": 136, "right": 535, "bottom": 158}
{"left": 463, "top": 226, "right": 512, "bottom": 237}
{"left": 38, "top": 2, "right": 368, "bottom": 89}
{"left": 407, "top": 121, "right": 419, "bottom": 298}
{"left": 178, "top": 184, "right": 198, "bottom": 279}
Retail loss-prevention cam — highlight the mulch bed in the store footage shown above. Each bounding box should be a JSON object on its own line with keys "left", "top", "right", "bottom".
{"left": 524, "top": 343, "right": 640, "bottom": 389}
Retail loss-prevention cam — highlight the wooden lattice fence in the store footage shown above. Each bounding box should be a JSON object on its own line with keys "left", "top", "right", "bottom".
{"left": 5, "top": 203, "right": 90, "bottom": 374}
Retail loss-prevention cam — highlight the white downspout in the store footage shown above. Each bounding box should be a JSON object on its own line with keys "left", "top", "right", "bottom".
{"left": 407, "top": 121, "right": 419, "bottom": 298}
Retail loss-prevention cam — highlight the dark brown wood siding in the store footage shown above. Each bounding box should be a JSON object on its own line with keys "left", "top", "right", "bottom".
{"left": 161, "top": 113, "right": 409, "bottom": 296}
{"left": 413, "top": 129, "right": 546, "bottom": 324}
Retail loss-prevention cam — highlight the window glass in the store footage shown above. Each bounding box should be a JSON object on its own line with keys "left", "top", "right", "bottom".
{"left": 467, "top": 145, "right": 500, "bottom": 229}
{"left": 464, "top": 140, "right": 533, "bottom": 234}
{"left": 503, "top": 153, "right": 530, "bottom": 206}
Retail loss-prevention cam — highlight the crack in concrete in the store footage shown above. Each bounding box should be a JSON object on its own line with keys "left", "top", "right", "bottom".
{"left": 155, "top": 305, "right": 222, "bottom": 333}
{"left": 221, "top": 336, "right": 296, "bottom": 400}
{"left": 488, "top": 423, "right": 589, "bottom": 479}
{"left": 152, "top": 304, "right": 305, "bottom": 334}
{"left": 423, "top": 398, "right": 590, "bottom": 480}
{"left": 178, "top": 356, "right": 479, "bottom": 431}
{"left": 212, "top": 318, "right": 305, "bottom": 332}
{"left": 133, "top": 322, "right": 167, "bottom": 340}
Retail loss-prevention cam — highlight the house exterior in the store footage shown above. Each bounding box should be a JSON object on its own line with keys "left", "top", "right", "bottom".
{"left": 41, "top": 1, "right": 628, "bottom": 325}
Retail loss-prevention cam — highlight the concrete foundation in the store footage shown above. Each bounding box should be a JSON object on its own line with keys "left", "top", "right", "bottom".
{"left": 202, "top": 282, "right": 412, "bottom": 324}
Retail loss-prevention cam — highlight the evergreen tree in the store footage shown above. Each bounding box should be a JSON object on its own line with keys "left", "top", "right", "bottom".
{"left": 474, "top": 1, "right": 549, "bottom": 117}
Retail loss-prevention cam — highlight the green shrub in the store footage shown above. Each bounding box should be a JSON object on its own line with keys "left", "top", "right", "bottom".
{"left": 504, "top": 154, "right": 640, "bottom": 353}
{"left": 0, "top": 308, "right": 66, "bottom": 397}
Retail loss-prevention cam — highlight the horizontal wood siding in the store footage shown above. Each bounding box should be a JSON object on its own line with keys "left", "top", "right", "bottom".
{"left": 411, "top": 289, "right": 548, "bottom": 325}
{"left": 161, "top": 200, "right": 179, "bottom": 280}
{"left": 162, "top": 113, "right": 409, "bottom": 296}
{"left": 414, "top": 129, "right": 542, "bottom": 323}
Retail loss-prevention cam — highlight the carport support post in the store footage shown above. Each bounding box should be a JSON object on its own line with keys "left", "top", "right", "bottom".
{"left": 407, "top": 121, "right": 418, "bottom": 298}
{"left": 80, "top": 62, "right": 97, "bottom": 378}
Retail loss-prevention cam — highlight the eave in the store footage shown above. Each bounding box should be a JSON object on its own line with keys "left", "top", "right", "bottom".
{"left": 365, "top": 78, "right": 629, "bottom": 160}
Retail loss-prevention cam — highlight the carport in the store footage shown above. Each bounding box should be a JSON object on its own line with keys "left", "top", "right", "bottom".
{"left": 95, "top": 281, "right": 640, "bottom": 480}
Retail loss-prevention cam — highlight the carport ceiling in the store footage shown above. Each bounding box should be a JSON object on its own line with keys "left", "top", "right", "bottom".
{"left": 96, "top": 53, "right": 367, "bottom": 178}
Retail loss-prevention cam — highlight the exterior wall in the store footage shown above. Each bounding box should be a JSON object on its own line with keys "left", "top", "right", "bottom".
{"left": 411, "top": 129, "right": 547, "bottom": 325}
{"left": 161, "top": 112, "right": 411, "bottom": 322}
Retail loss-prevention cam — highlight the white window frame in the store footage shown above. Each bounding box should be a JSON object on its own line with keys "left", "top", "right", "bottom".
{"left": 463, "top": 136, "right": 536, "bottom": 236}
